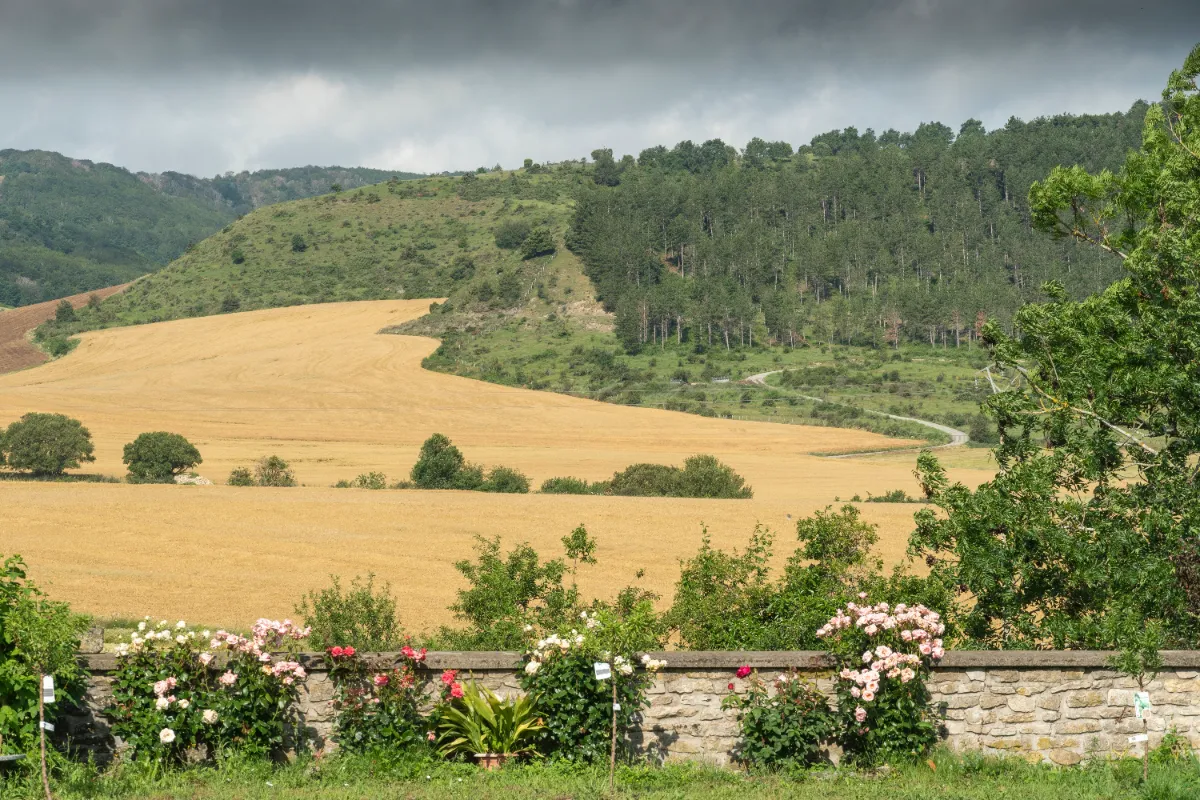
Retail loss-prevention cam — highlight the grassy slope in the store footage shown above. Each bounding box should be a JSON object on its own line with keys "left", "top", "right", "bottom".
{"left": 43, "top": 165, "right": 992, "bottom": 446}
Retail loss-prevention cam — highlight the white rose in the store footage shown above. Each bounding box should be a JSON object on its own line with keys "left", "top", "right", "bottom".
{"left": 175, "top": 635, "right": 188, "bottom": 645}
{"left": 159, "top": 728, "right": 176, "bottom": 744}
{"left": 178, "top": 699, "right": 190, "bottom": 710}
{"left": 524, "top": 660, "right": 541, "bottom": 675}
{"left": 155, "top": 697, "right": 170, "bottom": 711}
{"left": 202, "top": 709, "right": 218, "bottom": 725}
{"left": 175, "top": 621, "right": 187, "bottom": 630}
{"left": 137, "top": 622, "right": 146, "bottom": 632}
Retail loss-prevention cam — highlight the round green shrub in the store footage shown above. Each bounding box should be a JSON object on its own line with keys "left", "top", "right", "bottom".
{"left": 123, "top": 431, "right": 202, "bottom": 484}
{"left": 1, "top": 412, "right": 95, "bottom": 476}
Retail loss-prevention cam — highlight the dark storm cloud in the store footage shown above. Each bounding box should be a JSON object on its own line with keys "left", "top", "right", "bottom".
{"left": 4, "top": 0, "right": 1197, "bottom": 75}
{"left": 0, "top": 1, "right": 1197, "bottom": 174}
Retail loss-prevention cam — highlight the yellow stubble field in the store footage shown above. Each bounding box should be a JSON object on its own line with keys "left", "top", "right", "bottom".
{"left": 0, "top": 301, "right": 994, "bottom": 631}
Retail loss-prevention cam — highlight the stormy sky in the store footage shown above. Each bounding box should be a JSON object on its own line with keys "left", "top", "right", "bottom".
{"left": 2, "top": 0, "right": 1197, "bottom": 176}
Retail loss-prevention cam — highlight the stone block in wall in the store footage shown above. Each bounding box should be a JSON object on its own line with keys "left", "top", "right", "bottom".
{"left": 1066, "top": 690, "right": 1105, "bottom": 708}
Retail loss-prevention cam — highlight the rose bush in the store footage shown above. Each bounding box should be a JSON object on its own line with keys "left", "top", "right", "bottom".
{"left": 325, "top": 642, "right": 433, "bottom": 754}
{"left": 519, "top": 607, "right": 665, "bottom": 763}
{"left": 816, "top": 597, "right": 945, "bottom": 765}
{"left": 109, "top": 617, "right": 309, "bottom": 762}
{"left": 722, "top": 668, "right": 837, "bottom": 770}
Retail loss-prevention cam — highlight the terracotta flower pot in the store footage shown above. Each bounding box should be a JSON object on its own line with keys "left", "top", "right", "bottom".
{"left": 473, "top": 753, "right": 508, "bottom": 770}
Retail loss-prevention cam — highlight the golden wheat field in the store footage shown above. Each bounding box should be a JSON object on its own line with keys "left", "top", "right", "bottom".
{"left": 0, "top": 301, "right": 994, "bottom": 632}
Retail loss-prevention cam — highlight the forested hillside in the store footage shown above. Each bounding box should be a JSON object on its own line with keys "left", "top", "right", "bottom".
{"left": 140, "top": 165, "right": 425, "bottom": 217}
{"left": 0, "top": 149, "right": 426, "bottom": 307}
{"left": 35, "top": 102, "right": 1154, "bottom": 443}
{"left": 570, "top": 103, "right": 1148, "bottom": 348}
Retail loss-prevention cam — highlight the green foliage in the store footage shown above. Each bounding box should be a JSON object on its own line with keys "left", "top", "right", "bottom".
{"left": 0, "top": 413, "right": 95, "bottom": 476}
{"left": 436, "top": 681, "right": 543, "bottom": 758}
{"left": 290, "top": 234, "right": 307, "bottom": 252}
{"left": 910, "top": 47, "right": 1200, "bottom": 652}
{"left": 107, "top": 620, "right": 308, "bottom": 762}
{"left": 335, "top": 472, "right": 388, "bottom": 490}
{"left": 122, "top": 431, "right": 202, "bottom": 484}
{"left": 226, "top": 467, "right": 254, "bottom": 486}
{"left": 539, "top": 476, "right": 597, "bottom": 494}
{"left": 493, "top": 219, "right": 532, "bottom": 250}
{"left": 0, "top": 556, "right": 88, "bottom": 753}
{"left": 572, "top": 107, "right": 1147, "bottom": 351}
{"left": 409, "top": 434, "right": 527, "bottom": 493}
{"left": 479, "top": 466, "right": 531, "bottom": 494}
{"left": 53, "top": 300, "right": 75, "bottom": 324}
{"left": 326, "top": 647, "right": 428, "bottom": 755}
{"left": 722, "top": 671, "right": 837, "bottom": 770}
{"left": 520, "top": 226, "right": 556, "bottom": 260}
{"left": 863, "top": 489, "right": 924, "bottom": 503}
{"left": 520, "top": 600, "right": 666, "bottom": 764}
{"left": 410, "top": 434, "right": 471, "bottom": 489}
{"left": 445, "top": 536, "right": 575, "bottom": 650}
{"left": 606, "top": 455, "right": 752, "bottom": 498}
{"left": 254, "top": 456, "right": 296, "bottom": 487}
{"left": 296, "top": 574, "right": 403, "bottom": 652}
{"left": 669, "top": 507, "right": 953, "bottom": 651}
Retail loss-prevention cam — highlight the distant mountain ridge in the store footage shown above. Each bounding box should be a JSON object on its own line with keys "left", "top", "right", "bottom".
{"left": 0, "top": 148, "right": 427, "bottom": 307}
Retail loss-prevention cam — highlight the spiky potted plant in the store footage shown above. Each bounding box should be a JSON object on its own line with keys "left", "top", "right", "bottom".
{"left": 436, "top": 681, "right": 543, "bottom": 769}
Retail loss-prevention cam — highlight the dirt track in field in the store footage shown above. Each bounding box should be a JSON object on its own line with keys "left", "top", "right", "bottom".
{"left": 0, "top": 301, "right": 994, "bottom": 631}
{"left": 0, "top": 284, "right": 128, "bottom": 373}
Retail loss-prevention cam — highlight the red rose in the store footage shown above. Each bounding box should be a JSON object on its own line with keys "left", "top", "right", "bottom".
{"left": 344, "top": 646, "right": 356, "bottom": 657}
{"left": 441, "top": 669, "right": 458, "bottom": 685}
{"left": 727, "top": 682, "right": 736, "bottom": 691}
{"left": 329, "top": 646, "right": 344, "bottom": 657}
{"left": 736, "top": 665, "right": 752, "bottom": 679}
{"left": 450, "top": 682, "right": 464, "bottom": 699}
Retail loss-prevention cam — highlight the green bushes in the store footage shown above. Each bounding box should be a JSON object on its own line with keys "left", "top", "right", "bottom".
{"left": 609, "top": 455, "right": 752, "bottom": 499}
{"left": 296, "top": 574, "right": 404, "bottom": 651}
{"left": 480, "top": 466, "right": 530, "bottom": 494}
{"left": 0, "top": 412, "right": 95, "bottom": 476}
{"left": 409, "top": 434, "right": 529, "bottom": 494}
{"left": 0, "top": 554, "right": 90, "bottom": 756}
{"left": 722, "top": 671, "right": 837, "bottom": 770}
{"left": 493, "top": 219, "right": 531, "bottom": 250}
{"left": 226, "top": 456, "right": 296, "bottom": 486}
{"left": 537, "top": 456, "right": 751, "bottom": 499}
{"left": 122, "top": 432, "right": 202, "bottom": 483}
{"left": 539, "top": 476, "right": 599, "bottom": 494}
{"left": 334, "top": 472, "right": 388, "bottom": 489}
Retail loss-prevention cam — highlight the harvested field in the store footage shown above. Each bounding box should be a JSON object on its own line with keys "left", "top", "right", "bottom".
{"left": 0, "top": 284, "right": 128, "bottom": 373}
{"left": 0, "top": 300, "right": 994, "bottom": 632}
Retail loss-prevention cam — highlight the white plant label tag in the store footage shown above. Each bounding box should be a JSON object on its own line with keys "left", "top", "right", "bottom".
{"left": 1128, "top": 733, "right": 1149, "bottom": 743}
{"left": 40, "top": 721, "right": 54, "bottom": 732}
{"left": 42, "top": 675, "right": 55, "bottom": 704}
{"left": 1134, "top": 691, "right": 1151, "bottom": 719}
{"left": 593, "top": 662, "right": 611, "bottom": 681}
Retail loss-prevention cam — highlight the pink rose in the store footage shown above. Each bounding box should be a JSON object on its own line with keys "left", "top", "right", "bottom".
{"left": 373, "top": 674, "right": 389, "bottom": 687}
{"left": 450, "top": 682, "right": 464, "bottom": 699}
{"left": 855, "top": 706, "right": 867, "bottom": 723}
{"left": 343, "top": 646, "right": 356, "bottom": 657}
{"left": 441, "top": 669, "right": 458, "bottom": 685}
{"left": 329, "top": 646, "right": 344, "bottom": 657}
{"left": 736, "top": 665, "right": 752, "bottom": 679}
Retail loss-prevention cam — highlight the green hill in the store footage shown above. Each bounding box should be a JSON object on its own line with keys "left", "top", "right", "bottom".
{"left": 38, "top": 105, "right": 1153, "bottom": 442}
{"left": 0, "top": 149, "right": 430, "bottom": 307}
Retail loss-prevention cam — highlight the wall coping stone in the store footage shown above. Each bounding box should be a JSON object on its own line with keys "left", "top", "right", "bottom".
{"left": 79, "top": 649, "right": 1200, "bottom": 674}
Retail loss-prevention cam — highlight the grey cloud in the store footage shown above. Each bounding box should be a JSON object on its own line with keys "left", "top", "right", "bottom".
{"left": 0, "top": 1, "right": 1197, "bottom": 175}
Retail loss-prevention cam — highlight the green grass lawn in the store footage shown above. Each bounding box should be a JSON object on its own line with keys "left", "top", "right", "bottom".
{"left": 8, "top": 751, "right": 1196, "bottom": 800}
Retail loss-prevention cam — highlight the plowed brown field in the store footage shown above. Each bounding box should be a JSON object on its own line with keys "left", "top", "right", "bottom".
{"left": 0, "top": 301, "right": 994, "bottom": 631}
{"left": 0, "top": 284, "right": 128, "bottom": 373}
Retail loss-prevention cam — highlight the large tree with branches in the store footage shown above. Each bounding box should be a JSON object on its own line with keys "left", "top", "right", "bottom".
{"left": 909, "top": 44, "right": 1200, "bottom": 650}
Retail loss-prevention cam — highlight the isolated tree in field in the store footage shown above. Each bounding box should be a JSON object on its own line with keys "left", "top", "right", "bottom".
{"left": 910, "top": 44, "right": 1200, "bottom": 650}
{"left": 411, "top": 433, "right": 474, "bottom": 489}
{"left": 122, "top": 431, "right": 202, "bottom": 483}
{"left": 53, "top": 300, "right": 75, "bottom": 324}
{"left": 291, "top": 234, "right": 307, "bottom": 253}
{"left": 0, "top": 413, "right": 95, "bottom": 476}
{"left": 493, "top": 219, "right": 531, "bottom": 250}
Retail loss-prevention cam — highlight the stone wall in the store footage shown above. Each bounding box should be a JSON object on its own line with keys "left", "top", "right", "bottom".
{"left": 68, "top": 650, "right": 1200, "bottom": 766}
